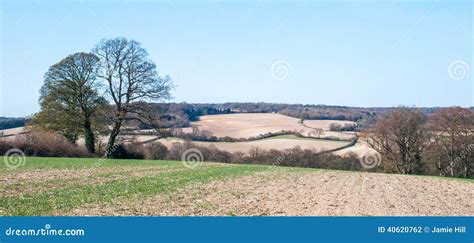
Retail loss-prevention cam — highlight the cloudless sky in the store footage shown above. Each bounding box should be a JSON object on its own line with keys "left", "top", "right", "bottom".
{"left": 0, "top": 0, "right": 472, "bottom": 117}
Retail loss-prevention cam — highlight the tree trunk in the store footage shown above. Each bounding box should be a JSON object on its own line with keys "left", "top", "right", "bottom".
{"left": 106, "top": 119, "right": 122, "bottom": 157}
{"left": 437, "top": 160, "right": 443, "bottom": 176}
{"left": 83, "top": 117, "right": 95, "bottom": 154}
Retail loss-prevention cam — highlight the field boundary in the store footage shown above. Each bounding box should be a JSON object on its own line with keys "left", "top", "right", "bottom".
{"left": 315, "top": 136, "right": 359, "bottom": 155}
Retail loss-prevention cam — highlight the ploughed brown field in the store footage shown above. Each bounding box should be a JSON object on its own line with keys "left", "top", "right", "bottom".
{"left": 116, "top": 170, "right": 473, "bottom": 216}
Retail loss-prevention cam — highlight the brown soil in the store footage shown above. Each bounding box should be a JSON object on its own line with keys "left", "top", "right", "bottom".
{"left": 67, "top": 170, "right": 474, "bottom": 216}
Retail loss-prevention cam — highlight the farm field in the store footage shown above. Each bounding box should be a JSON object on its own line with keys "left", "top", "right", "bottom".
{"left": 0, "top": 113, "right": 362, "bottom": 154}
{"left": 333, "top": 139, "right": 377, "bottom": 157}
{"left": 1, "top": 157, "right": 472, "bottom": 216}
{"left": 1, "top": 112, "right": 377, "bottom": 160}
{"left": 189, "top": 113, "right": 355, "bottom": 139}
{"left": 0, "top": 127, "right": 25, "bottom": 138}
{"left": 158, "top": 135, "right": 351, "bottom": 153}
{"left": 168, "top": 113, "right": 360, "bottom": 154}
{"left": 302, "top": 119, "right": 356, "bottom": 130}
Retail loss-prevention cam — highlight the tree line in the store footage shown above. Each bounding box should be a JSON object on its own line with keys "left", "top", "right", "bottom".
{"left": 365, "top": 107, "right": 473, "bottom": 178}
{"left": 0, "top": 117, "right": 29, "bottom": 130}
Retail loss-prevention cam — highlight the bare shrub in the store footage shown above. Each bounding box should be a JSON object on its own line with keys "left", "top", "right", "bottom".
{"left": 166, "top": 141, "right": 191, "bottom": 161}
{"left": 142, "top": 142, "right": 169, "bottom": 160}
{"left": 166, "top": 141, "right": 232, "bottom": 163}
{"left": 0, "top": 139, "right": 16, "bottom": 155}
{"left": 104, "top": 143, "right": 143, "bottom": 159}
{"left": 329, "top": 122, "right": 357, "bottom": 132}
{"left": 0, "top": 130, "right": 89, "bottom": 157}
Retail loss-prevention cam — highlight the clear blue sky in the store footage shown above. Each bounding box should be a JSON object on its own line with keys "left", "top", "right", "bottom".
{"left": 0, "top": 0, "right": 472, "bottom": 117}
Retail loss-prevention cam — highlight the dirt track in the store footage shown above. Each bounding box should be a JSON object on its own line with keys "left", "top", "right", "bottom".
{"left": 71, "top": 170, "right": 474, "bottom": 216}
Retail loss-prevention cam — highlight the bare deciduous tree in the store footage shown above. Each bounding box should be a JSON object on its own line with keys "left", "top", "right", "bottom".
{"left": 427, "top": 107, "right": 474, "bottom": 177}
{"left": 308, "top": 128, "right": 324, "bottom": 138}
{"left": 93, "top": 37, "right": 172, "bottom": 156}
{"left": 365, "top": 108, "right": 429, "bottom": 174}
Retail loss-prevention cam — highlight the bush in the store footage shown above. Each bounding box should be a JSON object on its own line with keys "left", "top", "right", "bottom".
{"left": 142, "top": 142, "right": 169, "bottom": 160}
{"left": 0, "top": 130, "right": 89, "bottom": 157}
{"left": 166, "top": 141, "right": 233, "bottom": 163}
{"left": 104, "top": 141, "right": 169, "bottom": 160}
{"left": 108, "top": 144, "right": 144, "bottom": 159}
{"left": 0, "top": 139, "right": 15, "bottom": 155}
{"left": 329, "top": 122, "right": 357, "bottom": 132}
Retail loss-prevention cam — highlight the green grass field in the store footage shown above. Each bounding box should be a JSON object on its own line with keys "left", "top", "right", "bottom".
{"left": 0, "top": 157, "right": 307, "bottom": 216}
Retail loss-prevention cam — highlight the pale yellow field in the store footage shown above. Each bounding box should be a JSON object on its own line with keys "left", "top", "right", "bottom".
{"left": 0, "top": 127, "right": 25, "bottom": 136}
{"left": 78, "top": 113, "right": 361, "bottom": 154}
{"left": 303, "top": 119, "right": 356, "bottom": 130}
{"left": 190, "top": 113, "right": 355, "bottom": 140}
{"left": 333, "top": 138, "right": 378, "bottom": 158}
{"left": 158, "top": 135, "right": 351, "bottom": 153}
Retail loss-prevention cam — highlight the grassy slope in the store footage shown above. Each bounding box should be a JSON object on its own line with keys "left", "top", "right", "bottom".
{"left": 0, "top": 157, "right": 290, "bottom": 215}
